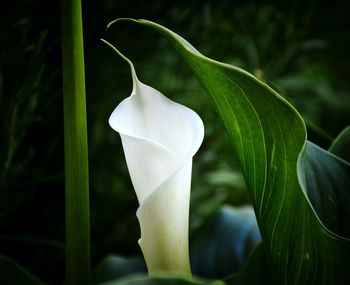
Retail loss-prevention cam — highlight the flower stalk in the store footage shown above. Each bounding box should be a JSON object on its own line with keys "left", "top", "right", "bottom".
{"left": 61, "top": 0, "right": 90, "bottom": 284}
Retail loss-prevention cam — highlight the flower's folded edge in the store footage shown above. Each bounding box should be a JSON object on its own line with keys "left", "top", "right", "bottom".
{"left": 136, "top": 159, "right": 193, "bottom": 275}
{"left": 109, "top": 69, "right": 204, "bottom": 205}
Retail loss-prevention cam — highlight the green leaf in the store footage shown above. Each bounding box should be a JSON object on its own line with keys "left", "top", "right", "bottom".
{"left": 106, "top": 19, "right": 350, "bottom": 284}
{"left": 98, "top": 274, "right": 224, "bottom": 285}
{"left": 226, "top": 244, "right": 272, "bottom": 285}
{"left": 298, "top": 141, "right": 350, "bottom": 237}
{"left": 329, "top": 125, "right": 350, "bottom": 162}
{"left": 0, "top": 256, "right": 46, "bottom": 285}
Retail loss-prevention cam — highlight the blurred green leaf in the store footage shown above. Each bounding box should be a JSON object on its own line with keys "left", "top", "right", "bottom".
{"left": 329, "top": 126, "right": 350, "bottom": 162}
{"left": 107, "top": 19, "right": 350, "bottom": 284}
{"left": 191, "top": 206, "right": 260, "bottom": 279}
{"left": 93, "top": 255, "right": 146, "bottom": 283}
{"left": 0, "top": 256, "right": 46, "bottom": 285}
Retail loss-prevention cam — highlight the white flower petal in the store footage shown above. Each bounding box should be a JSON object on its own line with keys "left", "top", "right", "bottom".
{"left": 119, "top": 135, "right": 178, "bottom": 204}
{"left": 137, "top": 160, "right": 192, "bottom": 275}
{"left": 109, "top": 66, "right": 204, "bottom": 275}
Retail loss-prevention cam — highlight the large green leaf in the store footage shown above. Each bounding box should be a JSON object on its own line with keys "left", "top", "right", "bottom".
{"left": 107, "top": 19, "right": 350, "bottom": 284}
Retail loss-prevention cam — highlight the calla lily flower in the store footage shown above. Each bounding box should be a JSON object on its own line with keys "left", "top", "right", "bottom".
{"left": 106, "top": 41, "right": 204, "bottom": 276}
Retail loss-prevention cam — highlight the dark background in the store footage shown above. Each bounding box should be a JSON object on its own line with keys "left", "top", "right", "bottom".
{"left": 1, "top": 0, "right": 349, "bottom": 283}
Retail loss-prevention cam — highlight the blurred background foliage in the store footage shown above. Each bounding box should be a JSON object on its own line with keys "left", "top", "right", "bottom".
{"left": 0, "top": 0, "right": 349, "bottom": 284}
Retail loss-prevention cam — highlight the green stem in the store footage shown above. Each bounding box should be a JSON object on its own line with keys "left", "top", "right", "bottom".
{"left": 61, "top": 0, "right": 90, "bottom": 284}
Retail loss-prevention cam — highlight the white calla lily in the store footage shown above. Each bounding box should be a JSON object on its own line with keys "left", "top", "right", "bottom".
{"left": 105, "top": 40, "right": 204, "bottom": 275}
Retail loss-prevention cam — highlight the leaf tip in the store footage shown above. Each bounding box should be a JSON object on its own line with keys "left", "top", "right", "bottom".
{"left": 106, "top": 18, "right": 141, "bottom": 30}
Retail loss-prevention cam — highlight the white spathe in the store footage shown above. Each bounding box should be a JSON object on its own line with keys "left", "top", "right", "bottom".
{"left": 109, "top": 66, "right": 204, "bottom": 275}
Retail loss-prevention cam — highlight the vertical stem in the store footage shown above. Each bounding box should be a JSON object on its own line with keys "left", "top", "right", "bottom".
{"left": 61, "top": 0, "right": 90, "bottom": 284}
